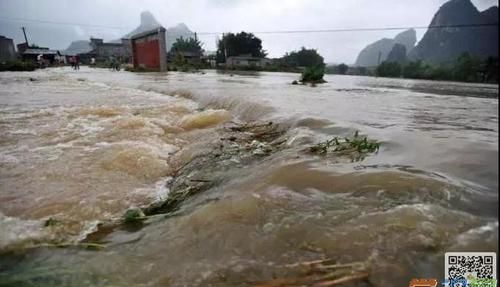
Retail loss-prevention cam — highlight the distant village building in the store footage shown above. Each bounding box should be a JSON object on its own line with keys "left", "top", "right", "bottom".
{"left": 21, "top": 48, "right": 60, "bottom": 65}
{"left": 89, "top": 38, "right": 131, "bottom": 62}
{"left": 225, "top": 54, "right": 273, "bottom": 68}
{"left": 131, "top": 27, "right": 167, "bottom": 71}
{"left": 63, "top": 38, "right": 132, "bottom": 64}
{"left": 16, "top": 43, "right": 29, "bottom": 54}
{"left": 168, "top": 51, "right": 202, "bottom": 65}
{"left": 202, "top": 51, "right": 217, "bottom": 68}
{"left": 0, "top": 35, "right": 16, "bottom": 62}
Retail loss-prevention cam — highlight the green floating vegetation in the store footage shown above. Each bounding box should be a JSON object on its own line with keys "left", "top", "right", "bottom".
{"left": 44, "top": 217, "right": 59, "bottom": 227}
{"left": 309, "top": 131, "right": 380, "bottom": 156}
{"left": 122, "top": 208, "right": 145, "bottom": 223}
{"left": 37, "top": 242, "right": 106, "bottom": 250}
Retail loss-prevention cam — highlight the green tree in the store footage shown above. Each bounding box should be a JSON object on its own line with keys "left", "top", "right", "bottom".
{"left": 216, "top": 32, "right": 266, "bottom": 63}
{"left": 427, "top": 65, "right": 453, "bottom": 81}
{"left": 337, "top": 63, "right": 349, "bottom": 74}
{"left": 281, "top": 47, "right": 325, "bottom": 68}
{"left": 402, "top": 60, "right": 426, "bottom": 79}
{"left": 482, "top": 56, "right": 498, "bottom": 83}
{"left": 376, "top": 61, "right": 402, "bottom": 77}
{"left": 173, "top": 52, "right": 186, "bottom": 67}
{"left": 171, "top": 36, "right": 203, "bottom": 54}
{"left": 453, "top": 52, "right": 481, "bottom": 82}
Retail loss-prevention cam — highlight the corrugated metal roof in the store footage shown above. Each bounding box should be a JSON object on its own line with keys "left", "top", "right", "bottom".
{"left": 227, "top": 56, "right": 262, "bottom": 61}
{"left": 130, "top": 26, "right": 166, "bottom": 40}
{"left": 23, "top": 49, "right": 59, "bottom": 55}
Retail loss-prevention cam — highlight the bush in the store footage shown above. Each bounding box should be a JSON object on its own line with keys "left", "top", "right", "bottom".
{"left": 375, "top": 54, "right": 498, "bottom": 83}
{"left": 376, "top": 61, "right": 401, "bottom": 77}
{"left": 0, "top": 60, "right": 36, "bottom": 72}
{"left": 300, "top": 65, "right": 326, "bottom": 83}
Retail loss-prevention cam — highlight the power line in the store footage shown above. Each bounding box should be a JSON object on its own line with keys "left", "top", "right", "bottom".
{"left": 0, "top": 15, "right": 497, "bottom": 35}
{"left": 0, "top": 16, "right": 134, "bottom": 30}
{"left": 198, "top": 23, "right": 499, "bottom": 35}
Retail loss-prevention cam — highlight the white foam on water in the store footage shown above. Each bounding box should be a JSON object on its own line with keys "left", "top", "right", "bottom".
{"left": 75, "top": 220, "right": 102, "bottom": 242}
{"left": 454, "top": 221, "right": 499, "bottom": 246}
{"left": 0, "top": 212, "right": 48, "bottom": 250}
{"left": 155, "top": 177, "right": 172, "bottom": 201}
{"left": 0, "top": 153, "right": 19, "bottom": 164}
{"left": 30, "top": 145, "right": 64, "bottom": 161}
{"left": 8, "top": 129, "right": 38, "bottom": 135}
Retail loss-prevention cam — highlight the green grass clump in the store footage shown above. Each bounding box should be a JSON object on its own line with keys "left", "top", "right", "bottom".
{"left": 0, "top": 60, "right": 36, "bottom": 72}
{"left": 309, "top": 131, "right": 379, "bottom": 156}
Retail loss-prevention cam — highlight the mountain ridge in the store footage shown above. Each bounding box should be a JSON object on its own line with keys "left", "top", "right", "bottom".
{"left": 354, "top": 29, "right": 416, "bottom": 67}
{"left": 408, "top": 0, "right": 498, "bottom": 63}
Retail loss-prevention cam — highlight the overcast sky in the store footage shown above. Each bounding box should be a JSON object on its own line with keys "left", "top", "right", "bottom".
{"left": 0, "top": 0, "right": 497, "bottom": 63}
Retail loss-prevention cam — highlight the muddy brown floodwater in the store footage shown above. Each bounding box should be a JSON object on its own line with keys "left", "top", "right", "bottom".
{"left": 0, "top": 67, "right": 498, "bottom": 286}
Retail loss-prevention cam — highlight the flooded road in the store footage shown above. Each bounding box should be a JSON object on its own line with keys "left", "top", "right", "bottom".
{"left": 0, "top": 67, "right": 498, "bottom": 286}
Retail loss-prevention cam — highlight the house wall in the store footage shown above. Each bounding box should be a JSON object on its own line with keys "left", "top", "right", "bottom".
{"left": 131, "top": 29, "right": 167, "bottom": 71}
{"left": 133, "top": 39, "right": 160, "bottom": 68}
{"left": 0, "top": 36, "right": 16, "bottom": 62}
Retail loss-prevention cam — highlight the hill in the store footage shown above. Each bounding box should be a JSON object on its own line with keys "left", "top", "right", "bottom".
{"left": 408, "top": 0, "right": 498, "bottom": 63}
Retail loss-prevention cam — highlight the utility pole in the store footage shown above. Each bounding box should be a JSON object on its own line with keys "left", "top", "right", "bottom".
{"left": 377, "top": 51, "right": 382, "bottom": 65}
{"left": 223, "top": 33, "right": 227, "bottom": 61}
{"left": 21, "top": 26, "right": 29, "bottom": 45}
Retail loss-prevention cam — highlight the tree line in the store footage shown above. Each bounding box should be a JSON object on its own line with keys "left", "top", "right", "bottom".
{"left": 376, "top": 52, "right": 498, "bottom": 83}
{"left": 167, "top": 31, "right": 498, "bottom": 84}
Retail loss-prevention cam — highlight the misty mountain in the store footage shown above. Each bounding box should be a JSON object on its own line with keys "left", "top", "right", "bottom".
{"left": 122, "top": 11, "right": 162, "bottom": 39}
{"left": 386, "top": 43, "right": 407, "bottom": 63}
{"left": 354, "top": 29, "right": 416, "bottom": 67}
{"left": 64, "top": 40, "right": 93, "bottom": 55}
{"left": 408, "top": 0, "right": 498, "bottom": 64}
{"left": 166, "top": 23, "right": 195, "bottom": 51}
{"left": 123, "top": 11, "right": 194, "bottom": 50}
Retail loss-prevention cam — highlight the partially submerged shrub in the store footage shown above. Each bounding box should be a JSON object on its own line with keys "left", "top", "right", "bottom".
{"left": 300, "top": 65, "right": 326, "bottom": 84}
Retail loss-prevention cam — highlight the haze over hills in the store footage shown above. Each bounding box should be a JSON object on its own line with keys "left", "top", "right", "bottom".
{"left": 355, "top": 0, "right": 498, "bottom": 66}
{"left": 64, "top": 11, "right": 195, "bottom": 53}
{"left": 354, "top": 29, "right": 416, "bottom": 67}
{"left": 122, "top": 11, "right": 162, "bottom": 38}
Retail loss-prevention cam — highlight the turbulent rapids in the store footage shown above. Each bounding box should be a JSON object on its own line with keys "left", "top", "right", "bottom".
{"left": 0, "top": 67, "right": 498, "bottom": 286}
